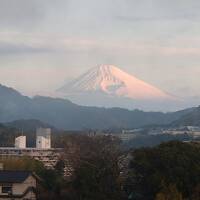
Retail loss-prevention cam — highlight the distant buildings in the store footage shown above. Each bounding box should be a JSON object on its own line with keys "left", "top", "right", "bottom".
{"left": 0, "top": 171, "right": 38, "bottom": 200}
{"left": 115, "top": 133, "right": 138, "bottom": 142}
{"left": 0, "top": 147, "right": 62, "bottom": 169}
{"left": 0, "top": 128, "right": 63, "bottom": 169}
{"left": 88, "top": 130, "right": 139, "bottom": 142}
{"left": 15, "top": 136, "right": 26, "bottom": 149}
{"left": 14, "top": 128, "right": 52, "bottom": 150}
{"left": 148, "top": 126, "right": 200, "bottom": 139}
{"left": 122, "top": 129, "right": 143, "bottom": 134}
{"left": 36, "top": 128, "right": 51, "bottom": 149}
{"left": 186, "top": 126, "right": 200, "bottom": 132}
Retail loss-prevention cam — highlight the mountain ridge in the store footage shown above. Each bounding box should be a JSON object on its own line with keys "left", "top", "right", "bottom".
{"left": 0, "top": 83, "right": 195, "bottom": 130}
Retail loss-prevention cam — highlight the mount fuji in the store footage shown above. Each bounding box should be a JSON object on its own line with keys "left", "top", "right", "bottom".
{"left": 57, "top": 65, "right": 177, "bottom": 111}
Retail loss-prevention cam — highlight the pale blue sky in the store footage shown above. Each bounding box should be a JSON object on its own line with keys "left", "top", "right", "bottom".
{"left": 0, "top": 0, "right": 200, "bottom": 101}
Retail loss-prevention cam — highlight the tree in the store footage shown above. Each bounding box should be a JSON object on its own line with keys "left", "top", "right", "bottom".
{"left": 62, "top": 134, "right": 124, "bottom": 200}
{"left": 155, "top": 184, "right": 183, "bottom": 200}
{"left": 191, "top": 184, "right": 200, "bottom": 200}
{"left": 125, "top": 141, "right": 200, "bottom": 200}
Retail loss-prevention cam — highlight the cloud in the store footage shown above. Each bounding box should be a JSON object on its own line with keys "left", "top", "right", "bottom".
{"left": 0, "top": 41, "right": 53, "bottom": 55}
{"left": 113, "top": 0, "right": 200, "bottom": 24}
{"left": 1, "top": 30, "right": 200, "bottom": 58}
{"left": 116, "top": 14, "right": 200, "bottom": 22}
{"left": 0, "top": 0, "right": 44, "bottom": 29}
{"left": 0, "top": 0, "right": 70, "bottom": 30}
{"left": 0, "top": 0, "right": 200, "bottom": 101}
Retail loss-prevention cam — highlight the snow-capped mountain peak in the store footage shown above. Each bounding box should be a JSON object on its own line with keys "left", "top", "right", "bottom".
{"left": 76, "top": 65, "right": 126, "bottom": 94}
{"left": 58, "top": 65, "right": 172, "bottom": 100}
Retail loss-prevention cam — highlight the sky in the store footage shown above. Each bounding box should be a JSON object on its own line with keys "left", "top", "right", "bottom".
{"left": 0, "top": 0, "right": 200, "bottom": 102}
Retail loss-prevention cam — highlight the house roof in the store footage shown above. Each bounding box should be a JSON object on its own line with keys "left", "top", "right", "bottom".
{"left": 0, "top": 171, "right": 34, "bottom": 183}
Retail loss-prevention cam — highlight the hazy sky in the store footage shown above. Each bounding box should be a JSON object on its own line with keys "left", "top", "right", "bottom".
{"left": 0, "top": 0, "right": 200, "bottom": 100}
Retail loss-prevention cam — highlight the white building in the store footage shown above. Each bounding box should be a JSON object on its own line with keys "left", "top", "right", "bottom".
{"left": 15, "top": 136, "right": 26, "bottom": 149}
{"left": 116, "top": 133, "right": 138, "bottom": 142}
{"left": 36, "top": 128, "right": 51, "bottom": 149}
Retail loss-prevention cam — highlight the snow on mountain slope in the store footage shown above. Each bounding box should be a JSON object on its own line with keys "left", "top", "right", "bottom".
{"left": 59, "top": 65, "right": 172, "bottom": 100}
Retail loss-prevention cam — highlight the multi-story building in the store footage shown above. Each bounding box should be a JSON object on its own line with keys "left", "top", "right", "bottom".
{"left": 15, "top": 136, "right": 26, "bottom": 149}
{"left": 0, "top": 128, "right": 64, "bottom": 169}
{"left": 0, "top": 147, "right": 63, "bottom": 169}
{"left": 36, "top": 128, "right": 51, "bottom": 149}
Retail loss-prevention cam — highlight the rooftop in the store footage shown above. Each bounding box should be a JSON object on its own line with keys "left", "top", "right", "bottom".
{"left": 0, "top": 171, "right": 33, "bottom": 183}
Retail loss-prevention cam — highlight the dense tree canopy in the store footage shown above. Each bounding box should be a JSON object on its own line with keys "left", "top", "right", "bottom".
{"left": 125, "top": 141, "right": 200, "bottom": 200}
{"left": 62, "top": 135, "right": 125, "bottom": 200}
{"left": 2, "top": 137, "right": 200, "bottom": 200}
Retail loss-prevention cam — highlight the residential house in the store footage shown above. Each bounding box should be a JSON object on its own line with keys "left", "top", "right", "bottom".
{"left": 0, "top": 171, "right": 38, "bottom": 200}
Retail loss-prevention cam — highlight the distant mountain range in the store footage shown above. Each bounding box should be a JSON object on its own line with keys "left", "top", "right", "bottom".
{"left": 5, "top": 119, "right": 54, "bottom": 132}
{"left": 57, "top": 65, "right": 180, "bottom": 111}
{"left": 0, "top": 84, "right": 198, "bottom": 130}
{"left": 171, "top": 106, "right": 200, "bottom": 127}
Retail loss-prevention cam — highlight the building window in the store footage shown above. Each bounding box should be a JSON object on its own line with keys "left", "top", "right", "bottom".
{"left": 2, "top": 185, "right": 12, "bottom": 194}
